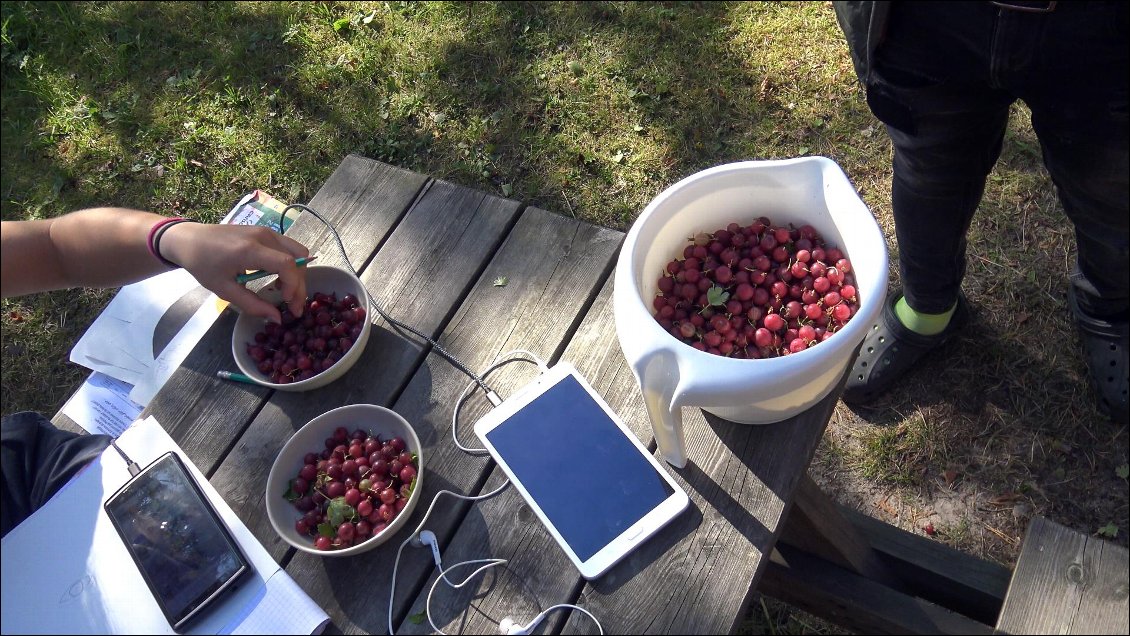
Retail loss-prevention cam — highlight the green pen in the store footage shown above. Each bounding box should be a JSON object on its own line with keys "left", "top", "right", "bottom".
{"left": 235, "top": 256, "right": 317, "bottom": 285}
{"left": 216, "top": 370, "right": 260, "bottom": 385}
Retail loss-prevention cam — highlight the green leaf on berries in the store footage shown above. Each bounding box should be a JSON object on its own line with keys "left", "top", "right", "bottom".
{"left": 327, "top": 497, "right": 355, "bottom": 527}
{"left": 283, "top": 480, "right": 299, "bottom": 502}
{"left": 493, "top": 276, "right": 508, "bottom": 287}
{"left": 317, "top": 523, "right": 335, "bottom": 538}
{"left": 1117, "top": 463, "right": 1129, "bottom": 480}
{"left": 1098, "top": 522, "right": 1119, "bottom": 538}
{"left": 706, "top": 286, "right": 730, "bottom": 307}
{"left": 408, "top": 612, "right": 426, "bottom": 625}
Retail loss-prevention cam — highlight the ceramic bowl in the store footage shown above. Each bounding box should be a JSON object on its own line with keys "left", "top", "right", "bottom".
{"left": 265, "top": 403, "right": 423, "bottom": 556}
{"left": 232, "top": 265, "right": 371, "bottom": 391}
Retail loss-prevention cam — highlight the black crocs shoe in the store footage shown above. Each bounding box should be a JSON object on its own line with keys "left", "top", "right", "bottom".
{"left": 1068, "top": 293, "right": 1129, "bottom": 425}
{"left": 842, "top": 288, "right": 970, "bottom": 405}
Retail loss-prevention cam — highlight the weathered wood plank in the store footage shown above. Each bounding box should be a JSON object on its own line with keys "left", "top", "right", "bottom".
{"left": 49, "top": 408, "right": 88, "bottom": 435}
{"left": 139, "top": 157, "right": 426, "bottom": 476}
{"left": 995, "top": 516, "right": 1130, "bottom": 635}
{"left": 301, "top": 154, "right": 429, "bottom": 272}
{"left": 761, "top": 542, "right": 996, "bottom": 635}
{"left": 394, "top": 210, "right": 622, "bottom": 635}
{"left": 210, "top": 177, "right": 521, "bottom": 572}
{"left": 839, "top": 504, "right": 1010, "bottom": 625}
{"left": 781, "top": 473, "right": 899, "bottom": 585}
{"left": 1072, "top": 531, "right": 1130, "bottom": 635}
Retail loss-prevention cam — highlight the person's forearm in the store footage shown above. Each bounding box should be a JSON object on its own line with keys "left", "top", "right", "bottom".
{"left": 1, "top": 207, "right": 173, "bottom": 297}
{"left": 52, "top": 207, "right": 174, "bottom": 286}
{"left": 2, "top": 206, "right": 310, "bottom": 323}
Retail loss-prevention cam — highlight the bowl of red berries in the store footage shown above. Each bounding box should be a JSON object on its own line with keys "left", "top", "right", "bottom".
{"left": 232, "top": 265, "right": 372, "bottom": 391}
{"left": 265, "top": 403, "right": 423, "bottom": 555}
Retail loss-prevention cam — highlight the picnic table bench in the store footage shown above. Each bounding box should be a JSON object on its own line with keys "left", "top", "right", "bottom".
{"left": 50, "top": 155, "right": 1128, "bottom": 635}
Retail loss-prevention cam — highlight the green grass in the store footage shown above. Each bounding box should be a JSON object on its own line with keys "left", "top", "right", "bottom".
{"left": 3, "top": 2, "right": 1128, "bottom": 633}
{"left": 2, "top": 0, "right": 871, "bottom": 415}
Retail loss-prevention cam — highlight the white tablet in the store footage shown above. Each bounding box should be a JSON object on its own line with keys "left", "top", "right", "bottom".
{"left": 473, "top": 361, "right": 690, "bottom": 580}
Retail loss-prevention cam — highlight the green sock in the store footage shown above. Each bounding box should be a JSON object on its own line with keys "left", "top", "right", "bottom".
{"left": 894, "top": 297, "right": 957, "bottom": 336}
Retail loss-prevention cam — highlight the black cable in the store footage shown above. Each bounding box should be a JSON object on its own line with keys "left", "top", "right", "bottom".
{"left": 277, "top": 203, "right": 493, "bottom": 396}
{"left": 111, "top": 439, "right": 141, "bottom": 476}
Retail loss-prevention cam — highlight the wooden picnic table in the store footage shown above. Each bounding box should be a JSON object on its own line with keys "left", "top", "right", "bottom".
{"left": 52, "top": 155, "right": 1038, "bottom": 635}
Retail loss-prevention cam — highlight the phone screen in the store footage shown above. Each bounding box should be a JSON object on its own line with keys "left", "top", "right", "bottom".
{"left": 104, "top": 452, "right": 249, "bottom": 631}
{"left": 484, "top": 374, "right": 675, "bottom": 561}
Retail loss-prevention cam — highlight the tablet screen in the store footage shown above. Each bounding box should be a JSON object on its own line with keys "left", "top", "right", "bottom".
{"left": 484, "top": 374, "right": 674, "bottom": 561}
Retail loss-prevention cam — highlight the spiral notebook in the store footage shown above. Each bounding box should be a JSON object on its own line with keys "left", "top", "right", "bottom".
{"left": 0, "top": 416, "right": 330, "bottom": 635}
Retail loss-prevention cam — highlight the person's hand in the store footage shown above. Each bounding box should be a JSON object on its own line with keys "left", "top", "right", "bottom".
{"left": 158, "top": 223, "right": 309, "bottom": 323}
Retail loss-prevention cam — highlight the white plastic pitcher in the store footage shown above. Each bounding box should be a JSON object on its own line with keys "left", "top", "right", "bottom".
{"left": 613, "top": 158, "right": 888, "bottom": 468}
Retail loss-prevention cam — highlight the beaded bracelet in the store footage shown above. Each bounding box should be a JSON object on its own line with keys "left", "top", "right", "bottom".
{"left": 146, "top": 217, "right": 196, "bottom": 268}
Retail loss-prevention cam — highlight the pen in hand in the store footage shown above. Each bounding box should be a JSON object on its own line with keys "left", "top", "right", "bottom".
{"left": 235, "top": 256, "right": 317, "bottom": 285}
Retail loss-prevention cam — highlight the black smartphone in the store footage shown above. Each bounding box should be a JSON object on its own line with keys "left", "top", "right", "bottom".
{"left": 103, "top": 451, "right": 251, "bottom": 632}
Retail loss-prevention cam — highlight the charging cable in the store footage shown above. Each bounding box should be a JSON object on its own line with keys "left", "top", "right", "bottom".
{"left": 272, "top": 207, "right": 598, "bottom": 634}
{"left": 497, "top": 605, "right": 604, "bottom": 635}
{"left": 451, "top": 349, "right": 547, "bottom": 455}
{"left": 386, "top": 480, "right": 511, "bottom": 636}
{"left": 425, "top": 549, "right": 509, "bottom": 635}
{"left": 413, "top": 529, "right": 604, "bottom": 636}
{"left": 110, "top": 440, "right": 140, "bottom": 476}
{"left": 278, "top": 202, "right": 497, "bottom": 398}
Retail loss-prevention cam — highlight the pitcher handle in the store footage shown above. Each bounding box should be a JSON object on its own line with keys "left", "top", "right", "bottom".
{"left": 642, "top": 389, "right": 687, "bottom": 468}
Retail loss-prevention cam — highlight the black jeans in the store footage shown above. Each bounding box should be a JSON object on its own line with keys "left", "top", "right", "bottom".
{"left": 865, "top": 1, "right": 1129, "bottom": 317}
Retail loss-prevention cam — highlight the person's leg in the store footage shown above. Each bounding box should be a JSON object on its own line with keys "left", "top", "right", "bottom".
{"left": 886, "top": 109, "right": 1007, "bottom": 315}
{"left": 1, "top": 412, "right": 111, "bottom": 537}
{"left": 843, "top": 2, "right": 1010, "bottom": 402}
{"left": 1033, "top": 115, "right": 1129, "bottom": 423}
{"left": 1014, "top": 5, "right": 1129, "bottom": 319}
{"left": 869, "top": 2, "right": 1014, "bottom": 316}
{"left": 1010, "top": 1, "right": 1129, "bottom": 421}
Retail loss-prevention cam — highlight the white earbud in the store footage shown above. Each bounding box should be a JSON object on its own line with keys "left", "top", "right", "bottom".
{"left": 498, "top": 617, "right": 529, "bottom": 635}
{"left": 416, "top": 530, "right": 442, "bottom": 568}
{"left": 497, "top": 605, "right": 603, "bottom": 635}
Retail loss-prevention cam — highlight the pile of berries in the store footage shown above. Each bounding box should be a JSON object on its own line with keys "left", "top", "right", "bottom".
{"left": 285, "top": 426, "right": 418, "bottom": 551}
{"left": 651, "top": 217, "right": 859, "bottom": 359}
{"left": 246, "top": 292, "right": 366, "bottom": 384}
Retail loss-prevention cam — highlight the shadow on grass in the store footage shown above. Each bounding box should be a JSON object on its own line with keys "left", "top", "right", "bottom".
{"left": 840, "top": 298, "right": 1128, "bottom": 552}
{"left": 2, "top": 1, "right": 850, "bottom": 228}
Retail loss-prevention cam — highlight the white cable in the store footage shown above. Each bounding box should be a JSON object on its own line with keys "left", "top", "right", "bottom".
{"left": 512, "top": 603, "right": 605, "bottom": 635}
{"left": 387, "top": 481, "right": 511, "bottom": 635}
{"left": 426, "top": 558, "right": 509, "bottom": 635}
{"left": 451, "top": 349, "right": 549, "bottom": 455}
{"left": 389, "top": 348, "right": 592, "bottom": 635}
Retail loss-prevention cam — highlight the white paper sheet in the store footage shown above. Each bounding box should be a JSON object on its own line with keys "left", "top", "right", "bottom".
{"left": 128, "top": 290, "right": 226, "bottom": 406}
{"left": 59, "top": 372, "right": 144, "bottom": 437}
{"left": 69, "top": 268, "right": 213, "bottom": 392}
{"left": 0, "top": 417, "right": 330, "bottom": 635}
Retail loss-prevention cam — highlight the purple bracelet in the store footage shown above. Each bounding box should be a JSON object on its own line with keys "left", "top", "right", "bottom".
{"left": 146, "top": 217, "right": 195, "bottom": 268}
